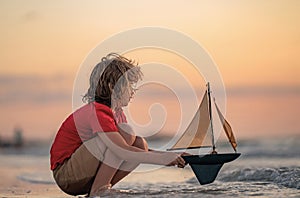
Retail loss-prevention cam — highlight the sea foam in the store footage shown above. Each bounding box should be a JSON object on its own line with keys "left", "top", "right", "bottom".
{"left": 217, "top": 167, "right": 300, "bottom": 189}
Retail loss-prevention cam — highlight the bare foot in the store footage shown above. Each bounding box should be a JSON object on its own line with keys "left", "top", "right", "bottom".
{"left": 89, "top": 184, "right": 111, "bottom": 197}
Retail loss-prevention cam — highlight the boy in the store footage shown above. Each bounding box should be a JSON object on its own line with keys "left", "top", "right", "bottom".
{"left": 50, "top": 53, "right": 186, "bottom": 196}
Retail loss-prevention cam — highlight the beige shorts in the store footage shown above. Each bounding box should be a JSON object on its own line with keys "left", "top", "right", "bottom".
{"left": 53, "top": 136, "right": 107, "bottom": 195}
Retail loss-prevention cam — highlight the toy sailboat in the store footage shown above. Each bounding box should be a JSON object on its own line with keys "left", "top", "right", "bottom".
{"left": 168, "top": 82, "right": 240, "bottom": 185}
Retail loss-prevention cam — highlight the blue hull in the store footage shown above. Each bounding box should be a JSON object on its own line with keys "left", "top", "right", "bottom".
{"left": 183, "top": 153, "right": 241, "bottom": 185}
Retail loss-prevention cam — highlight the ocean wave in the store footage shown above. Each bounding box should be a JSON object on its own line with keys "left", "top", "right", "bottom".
{"left": 240, "top": 149, "right": 300, "bottom": 159}
{"left": 217, "top": 167, "right": 300, "bottom": 189}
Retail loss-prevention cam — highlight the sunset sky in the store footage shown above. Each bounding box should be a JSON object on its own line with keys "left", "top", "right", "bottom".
{"left": 0, "top": 0, "right": 299, "bottom": 141}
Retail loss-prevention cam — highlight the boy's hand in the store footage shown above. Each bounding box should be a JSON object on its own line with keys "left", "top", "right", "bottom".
{"left": 175, "top": 152, "right": 192, "bottom": 166}
{"left": 166, "top": 153, "right": 186, "bottom": 168}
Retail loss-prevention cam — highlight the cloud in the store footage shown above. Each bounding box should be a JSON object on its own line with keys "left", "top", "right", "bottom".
{"left": 0, "top": 74, "right": 73, "bottom": 104}
{"left": 1, "top": 74, "right": 299, "bottom": 105}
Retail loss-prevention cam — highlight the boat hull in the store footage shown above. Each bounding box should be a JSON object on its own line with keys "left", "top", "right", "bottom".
{"left": 182, "top": 153, "right": 241, "bottom": 185}
{"left": 182, "top": 153, "right": 241, "bottom": 165}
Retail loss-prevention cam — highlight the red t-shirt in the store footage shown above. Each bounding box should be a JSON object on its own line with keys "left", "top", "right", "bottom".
{"left": 50, "top": 102, "right": 124, "bottom": 170}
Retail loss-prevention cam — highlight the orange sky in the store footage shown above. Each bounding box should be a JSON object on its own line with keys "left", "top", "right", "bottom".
{"left": 0, "top": 0, "right": 299, "bottom": 86}
{"left": 0, "top": 1, "right": 299, "bottom": 140}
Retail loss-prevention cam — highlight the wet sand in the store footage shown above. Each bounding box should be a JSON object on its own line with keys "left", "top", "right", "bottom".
{"left": 0, "top": 154, "right": 192, "bottom": 198}
{"left": 0, "top": 154, "right": 71, "bottom": 198}
{"left": 0, "top": 165, "right": 70, "bottom": 198}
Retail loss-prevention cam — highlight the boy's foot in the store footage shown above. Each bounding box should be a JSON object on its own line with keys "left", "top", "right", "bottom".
{"left": 89, "top": 184, "right": 121, "bottom": 197}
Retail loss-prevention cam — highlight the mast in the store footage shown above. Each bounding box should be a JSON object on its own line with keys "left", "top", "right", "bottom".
{"left": 207, "top": 82, "right": 216, "bottom": 153}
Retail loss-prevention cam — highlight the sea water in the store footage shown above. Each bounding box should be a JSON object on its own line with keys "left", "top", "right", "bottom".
{"left": 1, "top": 136, "right": 299, "bottom": 198}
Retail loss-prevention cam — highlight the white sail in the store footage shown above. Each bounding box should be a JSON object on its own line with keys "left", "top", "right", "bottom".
{"left": 170, "top": 91, "right": 211, "bottom": 150}
{"left": 214, "top": 101, "right": 237, "bottom": 152}
{"left": 169, "top": 83, "right": 238, "bottom": 152}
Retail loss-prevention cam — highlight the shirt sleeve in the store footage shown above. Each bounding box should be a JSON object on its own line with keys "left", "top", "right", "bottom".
{"left": 113, "top": 108, "right": 127, "bottom": 124}
{"left": 90, "top": 108, "right": 118, "bottom": 133}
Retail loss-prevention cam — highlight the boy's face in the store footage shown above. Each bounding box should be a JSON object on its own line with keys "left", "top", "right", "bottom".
{"left": 111, "top": 84, "right": 134, "bottom": 108}
{"left": 119, "top": 85, "right": 135, "bottom": 107}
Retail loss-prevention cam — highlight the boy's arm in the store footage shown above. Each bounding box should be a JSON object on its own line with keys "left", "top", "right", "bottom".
{"left": 97, "top": 132, "right": 185, "bottom": 166}
{"left": 148, "top": 148, "right": 164, "bottom": 153}
{"left": 149, "top": 148, "right": 191, "bottom": 157}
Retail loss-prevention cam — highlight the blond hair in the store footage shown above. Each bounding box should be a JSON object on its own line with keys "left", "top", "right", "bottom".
{"left": 82, "top": 53, "right": 143, "bottom": 107}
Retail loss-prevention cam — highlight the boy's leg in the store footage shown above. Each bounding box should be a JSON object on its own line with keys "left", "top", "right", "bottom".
{"left": 90, "top": 148, "right": 123, "bottom": 195}
{"left": 90, "top": 135, "right": 148, "bottom": 195}
{"left": 89, "top": 129, "right": 135, "bottom": 194}
{"left": 111, "top": 136, "right": 148, "bottom": 186}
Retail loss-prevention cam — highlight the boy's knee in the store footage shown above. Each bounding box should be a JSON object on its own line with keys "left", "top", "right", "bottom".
{"left": 118, "top": 123, "right": 136, "bottom": 146}
{"left": 133, "top": 136, "right": 148, "bottom": 151}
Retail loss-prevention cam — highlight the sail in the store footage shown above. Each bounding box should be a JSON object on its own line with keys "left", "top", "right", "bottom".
{"left": 170, "top": 91, "right": 211, "bottom": 150}
{"left": 214, "top": 101, "right": 237, "bottom": 152}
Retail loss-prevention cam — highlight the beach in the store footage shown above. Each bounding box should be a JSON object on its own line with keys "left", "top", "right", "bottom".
{"left": 0, "top": 137, "right": 299, "bottom": 198}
